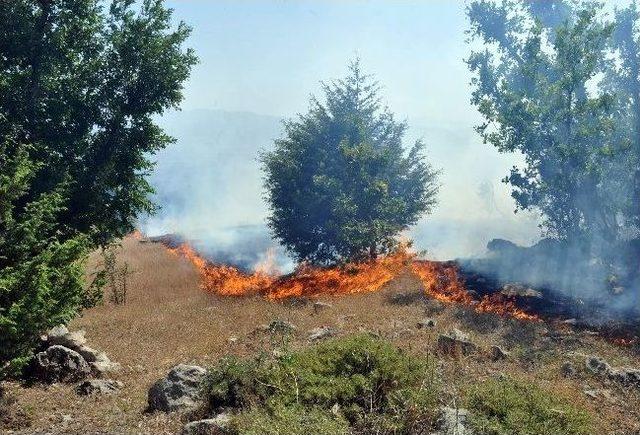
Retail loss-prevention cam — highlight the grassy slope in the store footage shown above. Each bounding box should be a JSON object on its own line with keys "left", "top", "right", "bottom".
{"left": 4, "top": 235, "right": 640, "bottom": 434}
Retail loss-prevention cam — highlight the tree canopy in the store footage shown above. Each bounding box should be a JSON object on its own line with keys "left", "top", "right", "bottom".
{"left": 262, "top": 60, "right": 439, "bottom": 265}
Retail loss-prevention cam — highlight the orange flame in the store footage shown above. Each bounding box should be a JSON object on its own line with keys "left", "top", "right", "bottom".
{"left": 164, "top": 240, "right": 539, "bottom": 321}
{"left": 412, "top": 260, "right": 539, "bottom": 321}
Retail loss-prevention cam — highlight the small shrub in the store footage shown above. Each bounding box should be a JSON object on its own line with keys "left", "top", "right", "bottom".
{"left": 202, "top": 334, "right": 440, "bottom": 434}
{"left": 231, "top": 406, "right": 349, "bottom": 435}
{"left": 467, "top": 377, "right": 592, "bottom": 435}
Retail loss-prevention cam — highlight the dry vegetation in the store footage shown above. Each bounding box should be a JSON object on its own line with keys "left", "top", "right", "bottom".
{"left": 3, "top": 235, "right": 640, "bottom": 434}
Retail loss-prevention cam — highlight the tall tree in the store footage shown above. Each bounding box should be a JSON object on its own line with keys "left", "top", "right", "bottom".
{"left": 466, "top": 0, "right": 618, "bottom": 242}
{"left": 0, "top": 0, "right": 195, "bottom": 377}
{"left": 262, "top": 60, "right": 439, "bottom": 265}
{"left": 0, "top": 0, "right": 197, "bottom": 247}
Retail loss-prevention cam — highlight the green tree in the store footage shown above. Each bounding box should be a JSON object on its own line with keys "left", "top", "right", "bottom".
{"left": 0, "top": 0, "right": 197, "bottom": 247}
{"left": 262, "top": 61, "right": 438, "bottom": 265}
{"left": 0, "top": 135, "right": 87, "bottom": 377}
{"left": 0, "top": 0, "right": 195, "bottom": 377}
{"left": 466, "top": 0, "right": 619, "bottom": 242}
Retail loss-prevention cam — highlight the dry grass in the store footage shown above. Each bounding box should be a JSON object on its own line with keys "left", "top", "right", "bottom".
{"left": 4, "top": 235, "right": 640, "bottom": 434}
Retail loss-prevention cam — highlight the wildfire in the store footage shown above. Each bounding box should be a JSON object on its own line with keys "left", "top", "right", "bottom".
{"left": 158, "top": 235, "right": 539, "bottom": 321}
{"left": 412, "top": 260, "right": 539, "bottom": 321}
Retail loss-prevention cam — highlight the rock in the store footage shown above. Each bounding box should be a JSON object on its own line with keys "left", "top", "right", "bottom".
{"left": 437, "top": 329, "right": 477, "bottom": 356}
{"left": 268, "top": 320, "right": 296, "bottom": 334}
{"left": 500, "top": 283, "right": 543, "bottom": 299}
{"left": 148, "top": 364, "right": 207, "bottom": 412}
{"left": 76, "top": 379, "right": 123, "bottom": 396}
{"left": 417, "top": 318, "right": 436, "bottom": 329}
{"left": 227, "top": 336, "right": 238, "bottom": 344}
{"left": 313, "top": 301, "right": 332, "bottom": 313}
{"left": 308, "top": 326, "right": 337, "bottom": 341}
{"left": 75, "top": 345, "right": 108, "bottom": 363}
{"left": 46, "top": 324, "right": 69, "bottom": 340}
{"left": 585, "top": 355, "right": 640, "bottom": 388}
{"left": 561, "top": 361, "right": 576, "bottom": 378}
{"left": 489, "top": 345, "right": 509, "bottom": 361}
{"left": 90, "top": 360, "right": 121, "bottom": 377}
{"left": 432, "top": 407, "right": 472, "bottom": 435}
{"left": 181, "top": 414, "right": 231, "bottom": 435}
{"left": 47, "top": 329, "right": 87, "bottom": 349}
{"left": 31, "top": 345, "right": 90, "bottom": 383}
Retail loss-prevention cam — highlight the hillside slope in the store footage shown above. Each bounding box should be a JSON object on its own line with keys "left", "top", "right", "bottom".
{"left": 3, "top": 235, "right": 640, "bottom": 434}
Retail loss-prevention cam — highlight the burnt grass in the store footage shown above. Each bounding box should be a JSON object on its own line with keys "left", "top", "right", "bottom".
{"left": 2, "top": 235, "right": 640, "bottom": 434}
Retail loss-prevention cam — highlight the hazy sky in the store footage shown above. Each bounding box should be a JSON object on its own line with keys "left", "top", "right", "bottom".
{"left": 166, "top": 0, "right": 475, "bottom": 128}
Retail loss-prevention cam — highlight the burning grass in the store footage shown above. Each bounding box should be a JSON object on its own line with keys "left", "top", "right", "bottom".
{"left": 163, "top": 238, "right": 540, "bottom": 322}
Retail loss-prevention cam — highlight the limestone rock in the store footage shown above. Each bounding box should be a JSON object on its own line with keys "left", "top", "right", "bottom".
{"left": 76, "top": 379, "right": 123, "bottom": 396}
{"left": 148, "top": 364, "right": 207, "bottom": 412}
{"left": 313, "top": 301, "right": 332, "bottom": 313}
{"left": 489, "top": 345, "right": 509, "bottom": 361}
{"left": 182, "top": 414, "right": 231, "bottom": 435}
{"left": 47, "top": 329, "right": 87, "bottom": 349}
{"left": 31, "top": 345, "right": 90, "bottom": 383}
{"left": 431, "top": 407, "right": 473, "bottom": 435}
{"left": 308, "top": 326, "right": 337, "bottom": 341}
{"left": 268, "top": 319, "right": 296, "bottom": 334}
{"left": 417, "top": 318, "right": 436, "bottom": 329}
{"left": 437, "top": 329, "right": 477, "bottom": 356}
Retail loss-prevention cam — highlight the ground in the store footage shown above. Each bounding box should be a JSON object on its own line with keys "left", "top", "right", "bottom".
{"left": 3, "top": 235, "right": 640, "bottom": 434}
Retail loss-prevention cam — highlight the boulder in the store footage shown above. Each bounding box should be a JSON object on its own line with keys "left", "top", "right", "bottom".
{"left": 47, "top": 329, "right": 87, "bottom": 349}
{"left": 308, "top": 326, "right": 337, "bottom": 341}
{"left": 437, "top": 329, "right": 477, "bottom": 356}
{"left": 148, "top": 364, "right": 207, "bottom": 412}
{"left": 75, "top": 345, "right": 108, "bottom": 363}
{"left": 76, "top": 379, "right": 123, "bottom": 396}
{"left": 31, "top": 345, "right": 90, "bottom": 383}
{"left": 90, "top": 360, "right": 121, "bottom": 377}
{"left": 431, "top": 407, "right": 473, "bottom": 435}
{"left": 561, "top": 361, "right": 576, "bottom": 378}
{"left": 500, "top": 283, "right": 542, "bottom": 299}
{"left": 585, "top": 355, "right": 640, "bottom": 388}
{"left": 182, "top": 414, "right": 231, "bottom": 435}
{"left": 417, "top": 318, "right": 436, "bottom": 329}
{"left": 489, "top": 345, "right": 509, "bottom": 361}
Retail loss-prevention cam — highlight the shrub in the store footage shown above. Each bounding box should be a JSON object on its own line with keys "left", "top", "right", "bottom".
{"left": 202, "top": 334, "right": 440, "bottom": 434}
{"left": 231, "top": 406, "right": 350, "bottom": 435}
{"left": 467, "top": 377, "right": 592, "bottom": 435}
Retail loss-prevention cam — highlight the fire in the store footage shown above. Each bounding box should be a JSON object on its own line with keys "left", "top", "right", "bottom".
{"left": 161, "top": 237, "right": 539, "bottom": 321}
{"left": 264, "top": 251, "right": 410, "bottom": 300}
{"left": 412, "top": 260, "right": 539, "bottom": 321}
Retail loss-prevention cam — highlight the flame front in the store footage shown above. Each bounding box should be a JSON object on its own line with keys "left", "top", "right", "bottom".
{"left": 161, "top": 237, "right": 538, "bottom": 321}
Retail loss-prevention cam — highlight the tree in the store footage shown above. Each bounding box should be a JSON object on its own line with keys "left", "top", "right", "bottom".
{"left": 0, "top": 0, "right": 195, "bottom": 377}
{"left": 0, "top": 135, "right": 87, "bottom": 377}
{"left": 262, "top": 60, "right": 439, "bottom": 266}
{"left": 0, "top": 0, "right": 197, "bottom": 247}
{"left": 466, "top": 0, "right": 620, "bottom": 242}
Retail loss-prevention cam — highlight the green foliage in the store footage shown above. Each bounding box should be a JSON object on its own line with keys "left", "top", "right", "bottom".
{"left": 466, "top": 1, "right": 621, "bottom": 241}
{"left": 0, "top": 139, "right": 88, "bottom": 378}
{"left": 0, "top": 0, "right": 195, "bottom": 378}
{"left": 262, "top": 60, "right": 438, "bottom": 265}
{"left": 231, "top": 406, "right": 350, "bottom": 435}
{"left": 202, "top": 334, "right": 440, "bottom": 434}
{"left": 467, "top": 377, "right": 592, "bottom": 435}
{"left": 0, "top": 0, "right": 197, "bottom": 247}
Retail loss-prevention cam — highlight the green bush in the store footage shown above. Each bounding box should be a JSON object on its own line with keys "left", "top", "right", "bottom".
{"left": 231, "top": 406, "right": 350, "bottom": 435}
{"left": 202, "top": 334, "right": 440, "bottom": 434}
{"left": 467, "top": 377, "right": 592, "bottom": 435}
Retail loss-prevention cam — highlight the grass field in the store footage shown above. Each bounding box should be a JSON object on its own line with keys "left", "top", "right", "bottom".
{"left": 3, "top": 235, "right": 640, "bottom": 434}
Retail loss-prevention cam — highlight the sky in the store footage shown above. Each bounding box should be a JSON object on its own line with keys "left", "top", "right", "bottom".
{"left": 166, "top": 0, "right": 475, "bottom": 127}
{"left": 145, "top": 0, "right": 627, "bottom": 264}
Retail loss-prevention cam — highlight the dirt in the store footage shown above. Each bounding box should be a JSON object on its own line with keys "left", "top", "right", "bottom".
{"left": 4, "top": 235, "right": 640, "bottom": 434}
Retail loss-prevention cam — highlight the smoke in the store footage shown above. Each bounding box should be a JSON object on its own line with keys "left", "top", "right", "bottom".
{"left": 140, "top": 108, "right": 540, "bottom": 272}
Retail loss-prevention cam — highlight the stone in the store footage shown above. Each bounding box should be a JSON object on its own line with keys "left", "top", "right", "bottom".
{"left": 431, "top": 407, "right": 472, "bottom": 435}
{"left": 181, "top": 414, "right": 231, "bottom": 435}
{"left": 417, "top": 318, "right": 436, "bottom": 329}
{"left": 561, "top": 361, "right": 576, "bottom": 378}
{"left": 47, "top": 329, "right": 87, "bottom": 349}
{"left": 31, "top": 345, "right": 90, "bottom": 383}
{"left": 148, "top": 364, "right": 207, "bottom": 412}
{"left": 313, "top": 301, "right": 332, "bottom": 313}
{"left": 308, "top": 326, "right": 337, "bottom": 341}
{"left": 76, "top": 379, "right": 123, "bottom": 396}
{"left": 585, "top": 355, "right": 640, "bottom": 388}
{"left": 90, "top": 360, "right": 121, "bottom": 377}
{"left": 268, "top": 319, "right": 296, "bottom": 334}
{"left": 500, "top": 283, "right": 542, "bottom": 299}
{"left": 437, "top": 329, "right": 477, "bottom": 356}
{"left": 75, "top": 345, "right": 108, "bottom": 363}
{"left": 489, "top": 345, "right": 509, "bottom": 361}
